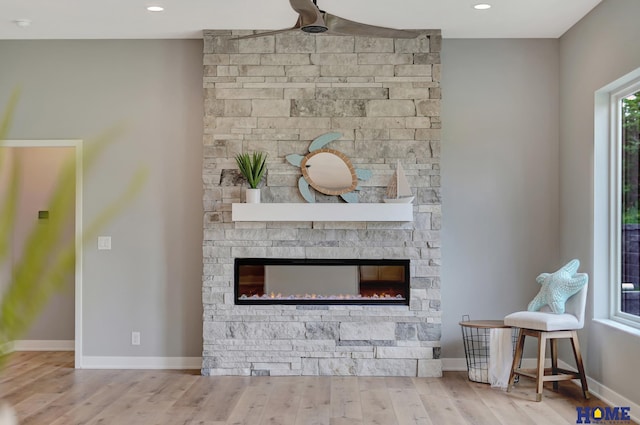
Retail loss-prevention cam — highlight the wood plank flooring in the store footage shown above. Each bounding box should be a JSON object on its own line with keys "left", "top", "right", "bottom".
{"left": 0, "top": 351, "right": 635, "bottom": 425}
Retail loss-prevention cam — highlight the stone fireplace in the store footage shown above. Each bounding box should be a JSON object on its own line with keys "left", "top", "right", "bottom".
{"left": 202, "top": 29, "right": 442, "bottom": 376}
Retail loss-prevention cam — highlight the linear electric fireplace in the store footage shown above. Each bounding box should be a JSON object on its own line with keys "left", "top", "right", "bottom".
{"left": 235, "top": 258, "right": 410, "bottom": 305}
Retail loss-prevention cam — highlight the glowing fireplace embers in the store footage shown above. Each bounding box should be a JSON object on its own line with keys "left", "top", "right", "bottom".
{"left": 234, "top": 258, "right": 410, "bottom": 305}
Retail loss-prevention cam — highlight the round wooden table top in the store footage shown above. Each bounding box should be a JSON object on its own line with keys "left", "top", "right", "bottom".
{"left": 458, "top": 319, "right": 510, "bottom": 328}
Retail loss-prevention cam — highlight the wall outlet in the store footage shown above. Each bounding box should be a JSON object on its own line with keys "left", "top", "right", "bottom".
{"left": 98, "top": 236, "right": 111, "bottom": 250}
{"left": 131, "top": 331, "right": 140, "bottom": 345}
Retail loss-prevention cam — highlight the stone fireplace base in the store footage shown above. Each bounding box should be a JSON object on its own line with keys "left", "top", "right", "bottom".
{"left": 203, "top": 305, "right": 442, "bottom": 376}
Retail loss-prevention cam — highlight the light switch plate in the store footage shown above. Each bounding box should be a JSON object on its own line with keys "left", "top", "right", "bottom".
{"left": 98, "top": 236, "right": 111, "bottom": 250}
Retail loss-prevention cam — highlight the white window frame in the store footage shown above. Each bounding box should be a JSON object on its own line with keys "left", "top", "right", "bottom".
{"left": 609, "top": 78, "right": 640, "bottom": 329}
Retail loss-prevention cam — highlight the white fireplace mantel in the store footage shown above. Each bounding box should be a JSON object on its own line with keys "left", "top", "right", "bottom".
{"left": 231, "top": 203, "right": 413, "bottom": 222}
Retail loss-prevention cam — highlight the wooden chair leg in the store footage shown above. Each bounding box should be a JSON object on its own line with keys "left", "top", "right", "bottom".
{"left": 505, "top": 329, "right": 589, "bottom": 402}
{"left": 569, "top": 331, "right": 590, "bottom": 399}
{"left": 535, "top": 331, "right": 546, "bottom": 402}
{"left": 507, "top": 329, "right": 526, "bottom": 393}
{"left": 550, "top": 338, "right": 559, "bottom": 391}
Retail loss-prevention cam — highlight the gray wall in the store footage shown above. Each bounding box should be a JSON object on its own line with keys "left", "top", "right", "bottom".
{"left": 559, "top": 0, "right": 640, "bottom": 406}
{"left": 440, "top": 39, "right": 561, "bottom": 358}
{"left": 0, "top": 40, "right": 204, "bottom": 357}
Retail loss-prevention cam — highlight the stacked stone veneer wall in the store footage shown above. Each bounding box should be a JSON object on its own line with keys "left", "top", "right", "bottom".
{"left": 202, "top": 29, "right": 442, "bottom": 376}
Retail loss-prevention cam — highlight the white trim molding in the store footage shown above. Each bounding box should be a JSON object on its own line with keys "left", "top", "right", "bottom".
{"left": 2, "top": 140, "right": 84, "bottom": 368}
{"left": 442, "top": 357, "right": 542, "bottom": 372}
{"left": 558, "top": 360, "right": 640, "bottom": 424}
{"left": 594, "top": 72, "right": 640, "bottom": 328}
{"left": 81, "top": 356, "right": 202, "bottom": 370}
{"left": 582, "top": 376, "right": 640, "bottom": 424}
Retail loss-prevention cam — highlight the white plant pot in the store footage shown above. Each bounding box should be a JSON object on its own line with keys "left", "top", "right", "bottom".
{"left": 246, "top": 188, "right": 261, "bottom": 203}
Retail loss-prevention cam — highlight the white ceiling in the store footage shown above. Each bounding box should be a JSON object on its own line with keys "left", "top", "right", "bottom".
{"left": 0, "top": 0, "right": 602, "bottom": 40}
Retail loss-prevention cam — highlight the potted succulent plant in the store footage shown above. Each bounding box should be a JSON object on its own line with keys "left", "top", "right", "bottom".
{"left": 235, "top": 151, "right": 267, "bottom": 203}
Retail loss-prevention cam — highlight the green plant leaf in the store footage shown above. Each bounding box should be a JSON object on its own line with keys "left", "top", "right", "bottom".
{"left": 235, "top": 151, "right": 267, "bottom": 189}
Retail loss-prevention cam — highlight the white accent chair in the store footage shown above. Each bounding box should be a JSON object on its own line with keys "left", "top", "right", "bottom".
{"left": 504, "top": 284, "right": 590, "bottom": 402}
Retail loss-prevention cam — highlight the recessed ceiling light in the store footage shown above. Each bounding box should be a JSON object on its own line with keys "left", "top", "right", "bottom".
{"left": 474, "top": 3, "right": 492, "bottom": 10}
{"left": 146, "top": 6, "right": 164, "bottom": 12}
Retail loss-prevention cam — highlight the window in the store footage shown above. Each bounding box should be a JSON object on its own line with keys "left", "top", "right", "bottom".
{"left": 614, "top": 81, "right": 640, "bottom": 326}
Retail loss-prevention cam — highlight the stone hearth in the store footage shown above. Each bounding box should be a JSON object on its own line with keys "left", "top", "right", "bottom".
{"left": 202, "top": 29, "right": 442, "bottom": 376}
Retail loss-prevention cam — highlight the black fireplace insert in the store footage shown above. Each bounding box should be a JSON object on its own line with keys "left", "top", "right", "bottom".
{"left": 234, "top": 258, "right": 410, "bottom": 305}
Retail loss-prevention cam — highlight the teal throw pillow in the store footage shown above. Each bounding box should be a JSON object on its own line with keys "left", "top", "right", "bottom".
{"left": 527, "top": 259, "right": 588, "bottom": 314}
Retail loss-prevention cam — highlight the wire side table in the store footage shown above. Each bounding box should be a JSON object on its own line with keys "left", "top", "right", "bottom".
{"left": 459, "top": 317, "right": 518, "bottom": 384}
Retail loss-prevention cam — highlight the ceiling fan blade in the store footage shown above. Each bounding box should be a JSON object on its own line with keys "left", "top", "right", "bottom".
{"left": 233, "top": 1, "right": 418, "bottom": 40}
{"left": 231, "top": 27, "right": 298, "bottom": 40}
{"left": 324, "top": 13, "right": 420, "bottom": 39}
{"left": 290, "top": 0, "right": 327, "bottom": 33}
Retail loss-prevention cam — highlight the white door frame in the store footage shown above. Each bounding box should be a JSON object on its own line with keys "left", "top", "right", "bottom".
{"left": 3, "top": 140, "right": 83, "bottom": 368}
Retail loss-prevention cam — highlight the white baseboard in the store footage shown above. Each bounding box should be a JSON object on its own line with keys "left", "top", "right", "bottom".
{"left": 5, "top": 345, "right": 201, "bottom": 370}
{"left": 441, "top": 357, "right": 468, "bottom": 371}
{"left": 12, "top": 340, "right": 75, "bottom": 351}
{"left": 442, "top": 357, "right": 542, "bottom": 371}
{"left": 584, "top": 377, "right": 640, "bottom": 423}
{"left": 80, "top": 356, "right": 202, "bottom": 370}
{"left": 557, "top": 360, "right": 640, "bottom": 424}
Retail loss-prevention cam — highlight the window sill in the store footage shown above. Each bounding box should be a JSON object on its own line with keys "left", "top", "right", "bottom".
{"left": 592, "top": 318, "right": 640, "bottom": 338}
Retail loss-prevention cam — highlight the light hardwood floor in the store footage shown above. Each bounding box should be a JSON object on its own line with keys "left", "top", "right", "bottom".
{"left": 0, "top": 351, "right": 635, "bottom": 425}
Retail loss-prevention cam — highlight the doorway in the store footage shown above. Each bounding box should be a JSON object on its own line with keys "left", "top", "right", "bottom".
{"left": 1, "top": 140, "right": 83, "bottom": 367}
